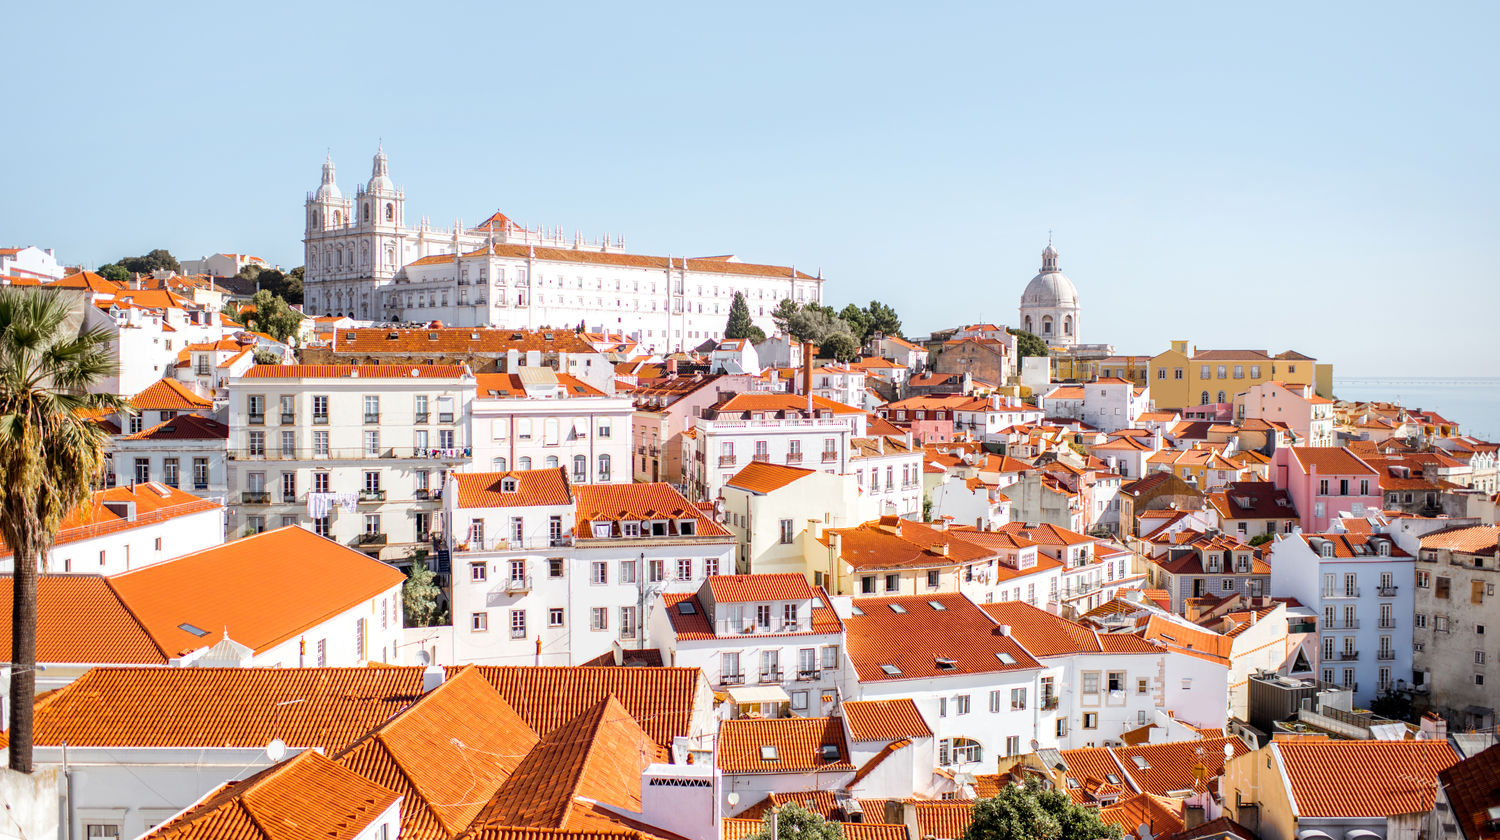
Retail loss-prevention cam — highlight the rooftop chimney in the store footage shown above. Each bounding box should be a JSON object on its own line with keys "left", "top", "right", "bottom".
{"left": 422, "top": 664, "right": 446, "bottom": 693}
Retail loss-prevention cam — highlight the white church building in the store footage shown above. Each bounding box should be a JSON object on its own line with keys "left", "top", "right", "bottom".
{"left": 1017, "top": 241, "right": 1081, "bottom": 348}
{"left": 303, "top": 147, "right": 824, "bottom": 352}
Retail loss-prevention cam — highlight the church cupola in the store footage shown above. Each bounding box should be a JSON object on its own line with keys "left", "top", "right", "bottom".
{"left": 367, "top": 143, "right": 395, "bottom": 195}
{"left": 315, "top": 154, "right": 341, "bottom": 202}
{"left": 1040, "top": 241, "right": 1059, "bottom": 273}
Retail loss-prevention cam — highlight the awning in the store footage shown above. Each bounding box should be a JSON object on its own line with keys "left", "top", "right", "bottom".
{"left": 727, "top": 685, "right": 791, "bottom": 706}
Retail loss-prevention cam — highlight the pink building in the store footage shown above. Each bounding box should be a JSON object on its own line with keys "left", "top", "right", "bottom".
{"left": 1272, "top": 446, "right": 1381, "bottom": 533}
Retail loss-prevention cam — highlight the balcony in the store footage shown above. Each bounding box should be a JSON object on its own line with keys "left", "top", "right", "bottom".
{"left": 718, "top": 456, "right": 737, "bottom": 467}
{"left": 280, "top": 492, "right": 298, "bottom": 503}
{"left": 1329, "top": 620, "right": 1360, "bottom": 630}
{"left": 364, "top": 413, "right": 381, "bottom": 424}
{"left": 280, "top": 413, "right": 295, "bottom": 425}
{"left": 414, "top": 412, "right": 429, "bottom": 423}
{"left": 248, "top": 413, "right": 265, "bottom": 425}
{"left": 312, "top": 414, "right": 329, "bottom": 425}
{"left": 1378, "top": 619, "right": 1397, "bottom": 629}
{"left": 194, "top": 481, "right": 209, "bottom": 491}
{"left": 752, "top": 453, "right": 770, "bottom": 463}
{"left": 240, "top": 491, "right": 270, "bottom": 504}
{"left": 822, "top": 451, "right": 838, "bottom": 463}
{"left": 509, "top": 627, "right": 526, "bottom": 640}
{"left": 1323, "top": 588, "right": 1361, "bottom": 599}
{"left": 786, "top": 451, "right": 803, "bottom": 463}
{"left": 758, "top": 669, "right": 784, "bottom": 684}
{"left": 1377, "top": 585, "right": 1399, "bottom": 597}
{"left": 1377, "top": 651, "right": 1397, "bottom": 661}
{"left": 414, "top": 489, "right": 432, "bottom": 500}
{"left": 504, "top": 575, "right": 532, "bottom": 593}
{"left": 1326, "top": 651, "right": 1359, "bottom": 662}
{"left": 720, "top": 673, "right": 746, "bottom": 686}
{"left": 359, "top": 489, "right": 387, "bottom": 502}
{"left": 354, "top": 532, "right": 387, "bottom": 547}
{"left": 795, "top": 669, "right": 822, "bottom": 682}
{"left": 163, "top": 477, "right": 179, "bottom": 488}
{"left": 439, "top": 413, "right": 454, "bottom": 423}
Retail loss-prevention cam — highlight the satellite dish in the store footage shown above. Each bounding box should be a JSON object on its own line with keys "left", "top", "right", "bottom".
{"left": 1224, "top": 743, "right": 1235, "bottom": 759}
{"left": 1137, "top": 823, "right": 1151, "bottom": 840}
{"left": 1030, "top": 738, "right": 1040, "bottom": 751}
{"left": 265, "top": 738, "right": 287, "bottom": 762}
{"left": 416, "top": 650, "right": 431, "bottom": 666}
{"left": 410, "top": 368, "right": 421, "bottom": 377}
{"left": 727, "top": 792, "right": 740, "bottom": 806}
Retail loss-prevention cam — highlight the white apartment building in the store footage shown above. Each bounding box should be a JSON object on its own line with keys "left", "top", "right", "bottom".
{"left": 653, "top": 573, "right": 846, "bottom": 718}
{"left": 110, "top": 414, "right": 230, "bottom": 502}
{"left": 225, "top": 364, "right": 475, "bottom": 563}
{"left": 1269, "top": 531, "right": 1415, "bottom": 705}
{"left": 721, "top": 463, "right": 881, "bottom": 576}
{"left": 471, "top": 369, "right": 632, "bottom": 483}
{"left": 0, "top": 245, "right": 65, "bottom": 280}
{"left": 808, "top": 363, "right": 867, "bottom": 408}
{"left": 1039, "top": 378, "right": 1150, "bottom": 434}
{"left": 0, "top": 483, "right": 224, "bottom": 575}
{"left": 953, "top": 396, "right": 1046, "bottom": 443}
{"left": 850, "top": 434, "right": 924, "bottom": 519}
{"left": 683, "top": 393, "right": 867, "bottom": 503}
{"left": 994, "top": 523, "right": 1141, "bottom": 616}
{"left": 303, "top": 148, "right": 824, "bottom": 345}
{"left": 445, "top": 471, "right": 734, "bottom": 665}
{"left": 85, "top": 299, "right": 229, "bottom": 395}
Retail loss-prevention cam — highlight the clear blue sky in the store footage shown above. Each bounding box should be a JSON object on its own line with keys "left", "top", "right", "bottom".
{"left": 4, "top": 1, "right": 1496, "bottom": 376}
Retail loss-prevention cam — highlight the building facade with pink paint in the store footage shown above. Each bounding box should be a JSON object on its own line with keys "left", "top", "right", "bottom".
{"left": 1272, "top": 446, "right": 1381, "bottom": 533}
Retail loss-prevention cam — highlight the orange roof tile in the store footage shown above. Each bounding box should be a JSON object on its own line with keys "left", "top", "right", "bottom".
{"left": 842, "top": 698, "right": 933, "bottom": 741}
{"left": 124, "top": 413, "right": 229, "bottom": 441}
{"left": 1439, "top": 743, "right": 1500, "bottom": 840}
{"left": 240, "top": 364, "right": 470, "bottom": 379}
{"left": 717, "top": 717, "right": 853, "bottom": 773}
{"left": 129, "top": 377, "right": 213, "bottom": 410}
{"left": 335, "top": 327, "right": 596, "bottom": 355}
{"left": 980, "top": 601, "right": 1106, "bottom": 656}
{"left": 1115, "top": 737, "right": 1249, "bottom": 796}
{"left": 714, "top": 392, "right": 864, "bottom": 416}
{"left": 463, "top": 666, "right": 703, "bottom": 749}
{"left": 334, "top": 667, "right": 538, "bottom": 839}
{"left": 407, "top": 243, "right": 816, "bottom": 280}
{"left": 106, "top": 527, "right": 403, "bottom": 657}
{"left": 454, "top": 469, "right": 574, "bottom": 509}
{"left": 1099, "top": 793, "right": 1184, "bottom": 838}
{"left": 1420, "top": 524, "right": 1499, "bottom": 554}
{"left": 724, "top": 461, "right": 817, "bottom": 494}
{"left": 0, "top": 576, "right": 165, "bottom": 664}
{"left": 0, "top": 484, "right": 222, "bottom": 560}
{"left": 1289, "top": 446, "right": 1378, "bottom": 476}
{"left": 909, "top": 802, "right": 975, "bottom": 840}
{"left": 22, "top": 667, "right": 425, "bottom": 750}
{"left": 845, "top": 593, "right": 1041, "bottom": 682}
{"left": 574, "top": 483, "right": 729, "bottom": 537}
{"left": 1139, "top": 615, "right": 1232, "bottom": 662}
{"left": 146, "top": 749, "right": 399, "bottom": 840}
{"left": 706, "top": 573, "right": 814, "bottom": 603}
{"left": 1277, "top": 740, "right": 1459, "bottom": 817}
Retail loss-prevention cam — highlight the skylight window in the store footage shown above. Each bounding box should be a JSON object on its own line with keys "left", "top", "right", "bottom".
{"left": 936, "top": 657, "right": 958, "bottom": 671}
{"left": 677, "top": 602, "right": 696, "bottom": 615}
{"left": 178, "top": 623, "right": 209, "bottom": 637}
{"left": 880, "top": 664, "right": 902, "bottom": 676}
{"left": 760, "top": 745, "right": 778, "bottom": 761}
{"left": 928, "top": 601, "right": 946, "bottom": 610}
{"left": 889, "top": 604, "right": 907, "bottom": 614}
{"left": 996, "top": 652, "right": 1017, "bottom": 665}
{"left": 1106, "top": 773, "right": 1121, "bottom": 784}
{"left": 1131, "top": 756, "right": 1150, "bottom": 769}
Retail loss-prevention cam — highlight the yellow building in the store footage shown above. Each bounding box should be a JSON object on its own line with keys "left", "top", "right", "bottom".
{"left": 1148, "top": 340, "right": 1329, "bottom": 410}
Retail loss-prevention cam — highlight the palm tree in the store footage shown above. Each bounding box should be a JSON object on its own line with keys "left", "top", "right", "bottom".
{"left": 0, "top": 289, "right": 123, "bottom": 772}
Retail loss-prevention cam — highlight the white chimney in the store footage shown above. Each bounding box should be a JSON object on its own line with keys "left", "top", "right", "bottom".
{"left": 422, "top": 664, "right": 446, "bottom": 693}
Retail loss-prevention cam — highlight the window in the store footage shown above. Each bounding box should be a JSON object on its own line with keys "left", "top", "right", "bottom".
{"left": 756, "top": 605, "right": 772, "bottom": 627}
{"left": 597, "top": 454, "right": 611, "bottom": 481}
{"left": 364, "top": 430, "right": 380, "bottom": 456}
{"left": 193, "top": 457, "right": 209, "bottom": 489}
{"left": 363, "top": 395, "right": 380, "bottom": 423}
{"left": 247, "top": 431, "right": 265, "bottom": 457}
{"left": 619, "top": 560, "right": 637, "bottom": 583}
{"left": 1082, "top": 672, "right": 1099, "bottom": 695}
{"left": 549, "top": 608, "right": 564, "bottom": 627}
{"left": 780, "top": 519, "right": 794, "bottom": 545}
{"left": 956, "top": 694, "right": 971, "bottom": 715}
{"left": 940, "top": 737, "right": 983, "bottom": 766}
{"left": 1107, "top": 672, "right": 1125, "bottom": 692}
{"left": 861, "top": 576, "right": 876, "bottom": 594}
{"left": 590, "top": 608, "right": 608, "bottom": 631}
{"left": 721, "top": 652, "right": 741, "bottom": 679}
{"left": 927, "top": 569, "right": 940, "bottom": 589}
{"left": 650, "top": 559, "right": 665, "bottom": 582}
{"left": 1010, "top": 687, "right": 1027, "bottom": 710}
{"left": 989, "top": 690, "right": 1002, "bottom": 713}
{"left": 885, "top": 573, "right": 900, "bottom": 592}
{"left": 1137, "top": 678, "right": 1149, "bottom": 695}
{"left": 620, "top": 606, "right": 637, "bottom": 639}
{"left": 1083, "top": 712, "right": 1098, "bottom": 729}
{"left": 822, "top": 645, "right": 838, "bottom": 669}
{"left": 573, "top": 455, "right": 587, "bottom": 483}
{"left": 591, "top": 561, "right": 607, "bottom": 585}
{"left": 509, "top": 610, "right": 526, "bottom": 639}
{"left": 470, "top": 562, "right": 487, "bottom": 582}
{"left": 313, "top": 431, "right": 329, "bottom": 456}
{"left": 677, "top": 558, "right": 693, "bottom": 580}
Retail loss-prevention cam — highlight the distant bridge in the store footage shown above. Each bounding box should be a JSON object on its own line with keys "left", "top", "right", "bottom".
{"left": 1336, "top": 378, "right": 1500, "bottom": 388}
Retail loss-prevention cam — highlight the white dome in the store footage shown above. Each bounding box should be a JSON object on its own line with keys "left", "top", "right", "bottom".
{"left": 367, "top": 146, "right": 394, "bottom": 194}
{"left": 315, "top": 157, "right": 341, "bottom": 201}
{"left": 1021, "top": 270, "right": 1079, "bottom": 308}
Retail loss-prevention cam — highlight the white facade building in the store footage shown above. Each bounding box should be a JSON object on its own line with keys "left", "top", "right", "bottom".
{"left": 0, "top": 484, "right": 224, "bottom": 575}
{"left": 85, "top": 299, "right": 229, "bottom": 396}
{"left": 445, "top": 471, "right": 734, "bottom": 665}
{"left": 302, "top": 149, "right": 824, "bottom": 348}
{"left": 471, "top": 370, "right": 632, "bottom": 482}
{"left": 224, "top": 364, "right": 475, "bottom": 563}
{"left": 1040, "top": 378, "right": 1150, "bottom": 434}
{"left": 683, "top": 393, "right": 867, "bottom": 503}
{"left": 1018, "top": 242, "right": 1081, "bottom": 348}
{"left": 0, "top": 245, "right": 64, "bottom": 280}
{"left": 178, "top": 252, "right": 267, "bottom": 278}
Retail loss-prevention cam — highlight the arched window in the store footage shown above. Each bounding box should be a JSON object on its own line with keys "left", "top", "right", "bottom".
{"left": 598, "top": 453, "right": 611, "bottom": 480}
{"left": 362, "top": 203, "right": 370, "bottom": 222}
{"left": 1041, "top": 316, "right": 1053, "bottom": 336}
{"left": 492, "top": 457, "right": 507, "bottom": 471}
{"left": 572, "top": 455, "right": 586, "bottom": 482}
{"left": 1200, "top": 391, "right": 1211, "bottom": 405}
{"left": 385, "top": 202, "right": 394, "bottom": 221}
{"left": 941, "top": 737, "right": 983, "bottom": 766}
{"left": 1217, "top": 390, "right": 1227, "bottom": 404}
{"left": 333, "top": 210, "right": 342, "bottom": 226}
{"left": 1063, "top": 315, "right": 1073, "bottom": 336}
{"left": 518, "top": 456, "right": 532, "bottom": 470}
{"left": 1024, "top": 315, "right": 1032, "bottom": 332}
{"left": 545, "top": 455, "right": 559, "bottom": 469}
{"left": 360, "top": 242, "right": 369, "bottom": 267}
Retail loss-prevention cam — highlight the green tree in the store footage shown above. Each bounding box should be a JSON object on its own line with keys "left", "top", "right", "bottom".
{"left": 839, "top": 303, "right": 873, "bottom": 342}
{"left": 865, "top": 300, "right": 902, "bottom": 338}
{"left": 748, "top": 803, "right": 842, "bottom": 840}
{"left": 966, "top": 777, "right": 1121, "bottom": 840}
{"left": 252, "top": 348, "right": 282, "bottom": 365}
{"left": 242, "top": 290, "right": 303, "bottom": 344}
{"left": 403, "top": 559, "right": 442, "bottom": 627}
{"left": 821, "top": 331, "right": 860, "bottom": 362}
{"left": 771, "top": 298, "right": 801, "bottom": 337}
{"left": 221, "top": 299, "right": 244, "bottom": 325}
{"left": 1370, "top": 689, "right": 1416, "bottom": 722}
{"left": 1248, "top": 533, "right": 1274, "bottom": 547}
{"left": 725, "top": 291, "right": 757, "bottom": 340}
{"left": 282, "top": 266, "right": 305, "bottom": 304}
{"left": 1008, "top": 327, "right": 1050, "bottom": 358}
{"left": 116, "top": 248, "right": 180, "bottom": 275}
{"left": 0, "top": 289, "right": 125, "bottom": 772}
{"left": 787, "top": 307, "right": 851, "bottom": 345}
{"left": 95, "top": 264, "right": 130, "bottom": 285}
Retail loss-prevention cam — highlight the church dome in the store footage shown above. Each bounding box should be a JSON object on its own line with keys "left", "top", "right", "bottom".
{"left": 1021, "top": 269, "right": 1079, "bottom": 308}
{"left": 366, "top": 145, "right": 394, "bottom": 194}
{"left": 315, "top": 156, "right": 341, "bottom": 201}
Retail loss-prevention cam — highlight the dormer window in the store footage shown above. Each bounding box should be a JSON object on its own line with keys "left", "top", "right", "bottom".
{"left": 678, "top": 519, "right": 696, "bottom": 536}
{"left": 622, "top": 521, "right": 640, "bottom": 537}
{"left": 650, "top": 520, "right": 668, "bottom": 537}
{"left": 591, "top": 522, "right": 612, "bottom": 538}
{"left": 1321, "top": 542, "right": 1334, "bottom": 558}
{"left": 501, "top": 478, "right": 518, "bottom": 493}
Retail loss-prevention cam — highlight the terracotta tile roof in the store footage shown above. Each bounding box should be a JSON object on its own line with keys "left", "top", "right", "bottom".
{"left": 724, "top": 461, "right": 817, "bottom": 494}
{"left": 1420, "top": 524, "right": 1499, "bottom": 555}
{"left": 1100, "top": 793, "right": 1184, "bottom": 838}
{"left": 1115, "top": 737, "right": 1249, "bottom": 796}
{"left": 1140, "top": 615, "right": 1232, "bottom": 662}
{"left": 845, "top": 593, "right": 1041, "bottom": 682}
{"left": 0, "top": 484, "right": 222, "bottom": 560}
{"left": 717, "top": 716, "right": 853, "bottom": 773}
{"left": 1276, "top": 740, "right": 1459, "bottom": 817}
{"left": 129, "top": 377, "right": 213, "bottom": 410}
{"left": 842, "top": 698, "right": 932, "bottom": 741}
{"left": 240, "top": 364, "right": 471, "bottom": 379}
{"left": 910, "top": 802, "right": 975, "bottom": 840}
{"left": 475, "top": 372, "right": 605, "bottom": 398}
{"left": 574, "top": 483, "right": 729, "bottom": 537}
{"left": 713, "top": 392, "right": 864, "bottom": 416}
{"left": 1166, "top": 816, "right": 1259, "bottom": 840}
{"left": 124, "top": 413, "right": 229, "bottom": 441}
{"left": 822, "top": 519, "right": 994, "bottom": 571}
{"left": 454, "top": 468, "right": 574, "bottom": 509}
{"left": 55, "top": 270, "right": 124, "bottom": 292}
{"left": 107, "top": 526, "right": 404, "bottom": 657}
{"left": 996, "top": 521, "right": 1094, "bottom": 546}
{"left": 1208, "top": 482, "right": 1297, "bottom": 520}
{"left": 1289, "top": 446, "right": 1378, "bottom": 476}
{"left": 407, "top": 242, "right": 816, "bottom": 280}
{"left": 1439, "top": 743, "right": 1500, "bottom": 840}
{"left": 0, "top": 576, "right": 165, "bottom": 664}
{"left": 1298, "top": 532, "right": 1409, "bottom": 559}
{"left": 22, "top": 667, "right": 425, "bottom": 750}
{"left": 333, "top": 667, "right": 538, "bottom": 839}
{"left": 463, "top": 666, "right": 703, "bottom": 749}
{"left": 1060, "top": 747, "right": 1133, "bottom": 803}
{"left": 707, "top": 573, "right": 814, "bottom": 603}
{"left": 146, "top": 749, "right": 399, "bottom": 840}
{"left": 335, "top": 327, "right": 596, "bottom": 355}
{"left": 471, "top": 695, "right": 663, "bottom": 830}
{"left": 980, "top": 600, "right": 1104, "bottom": 655}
